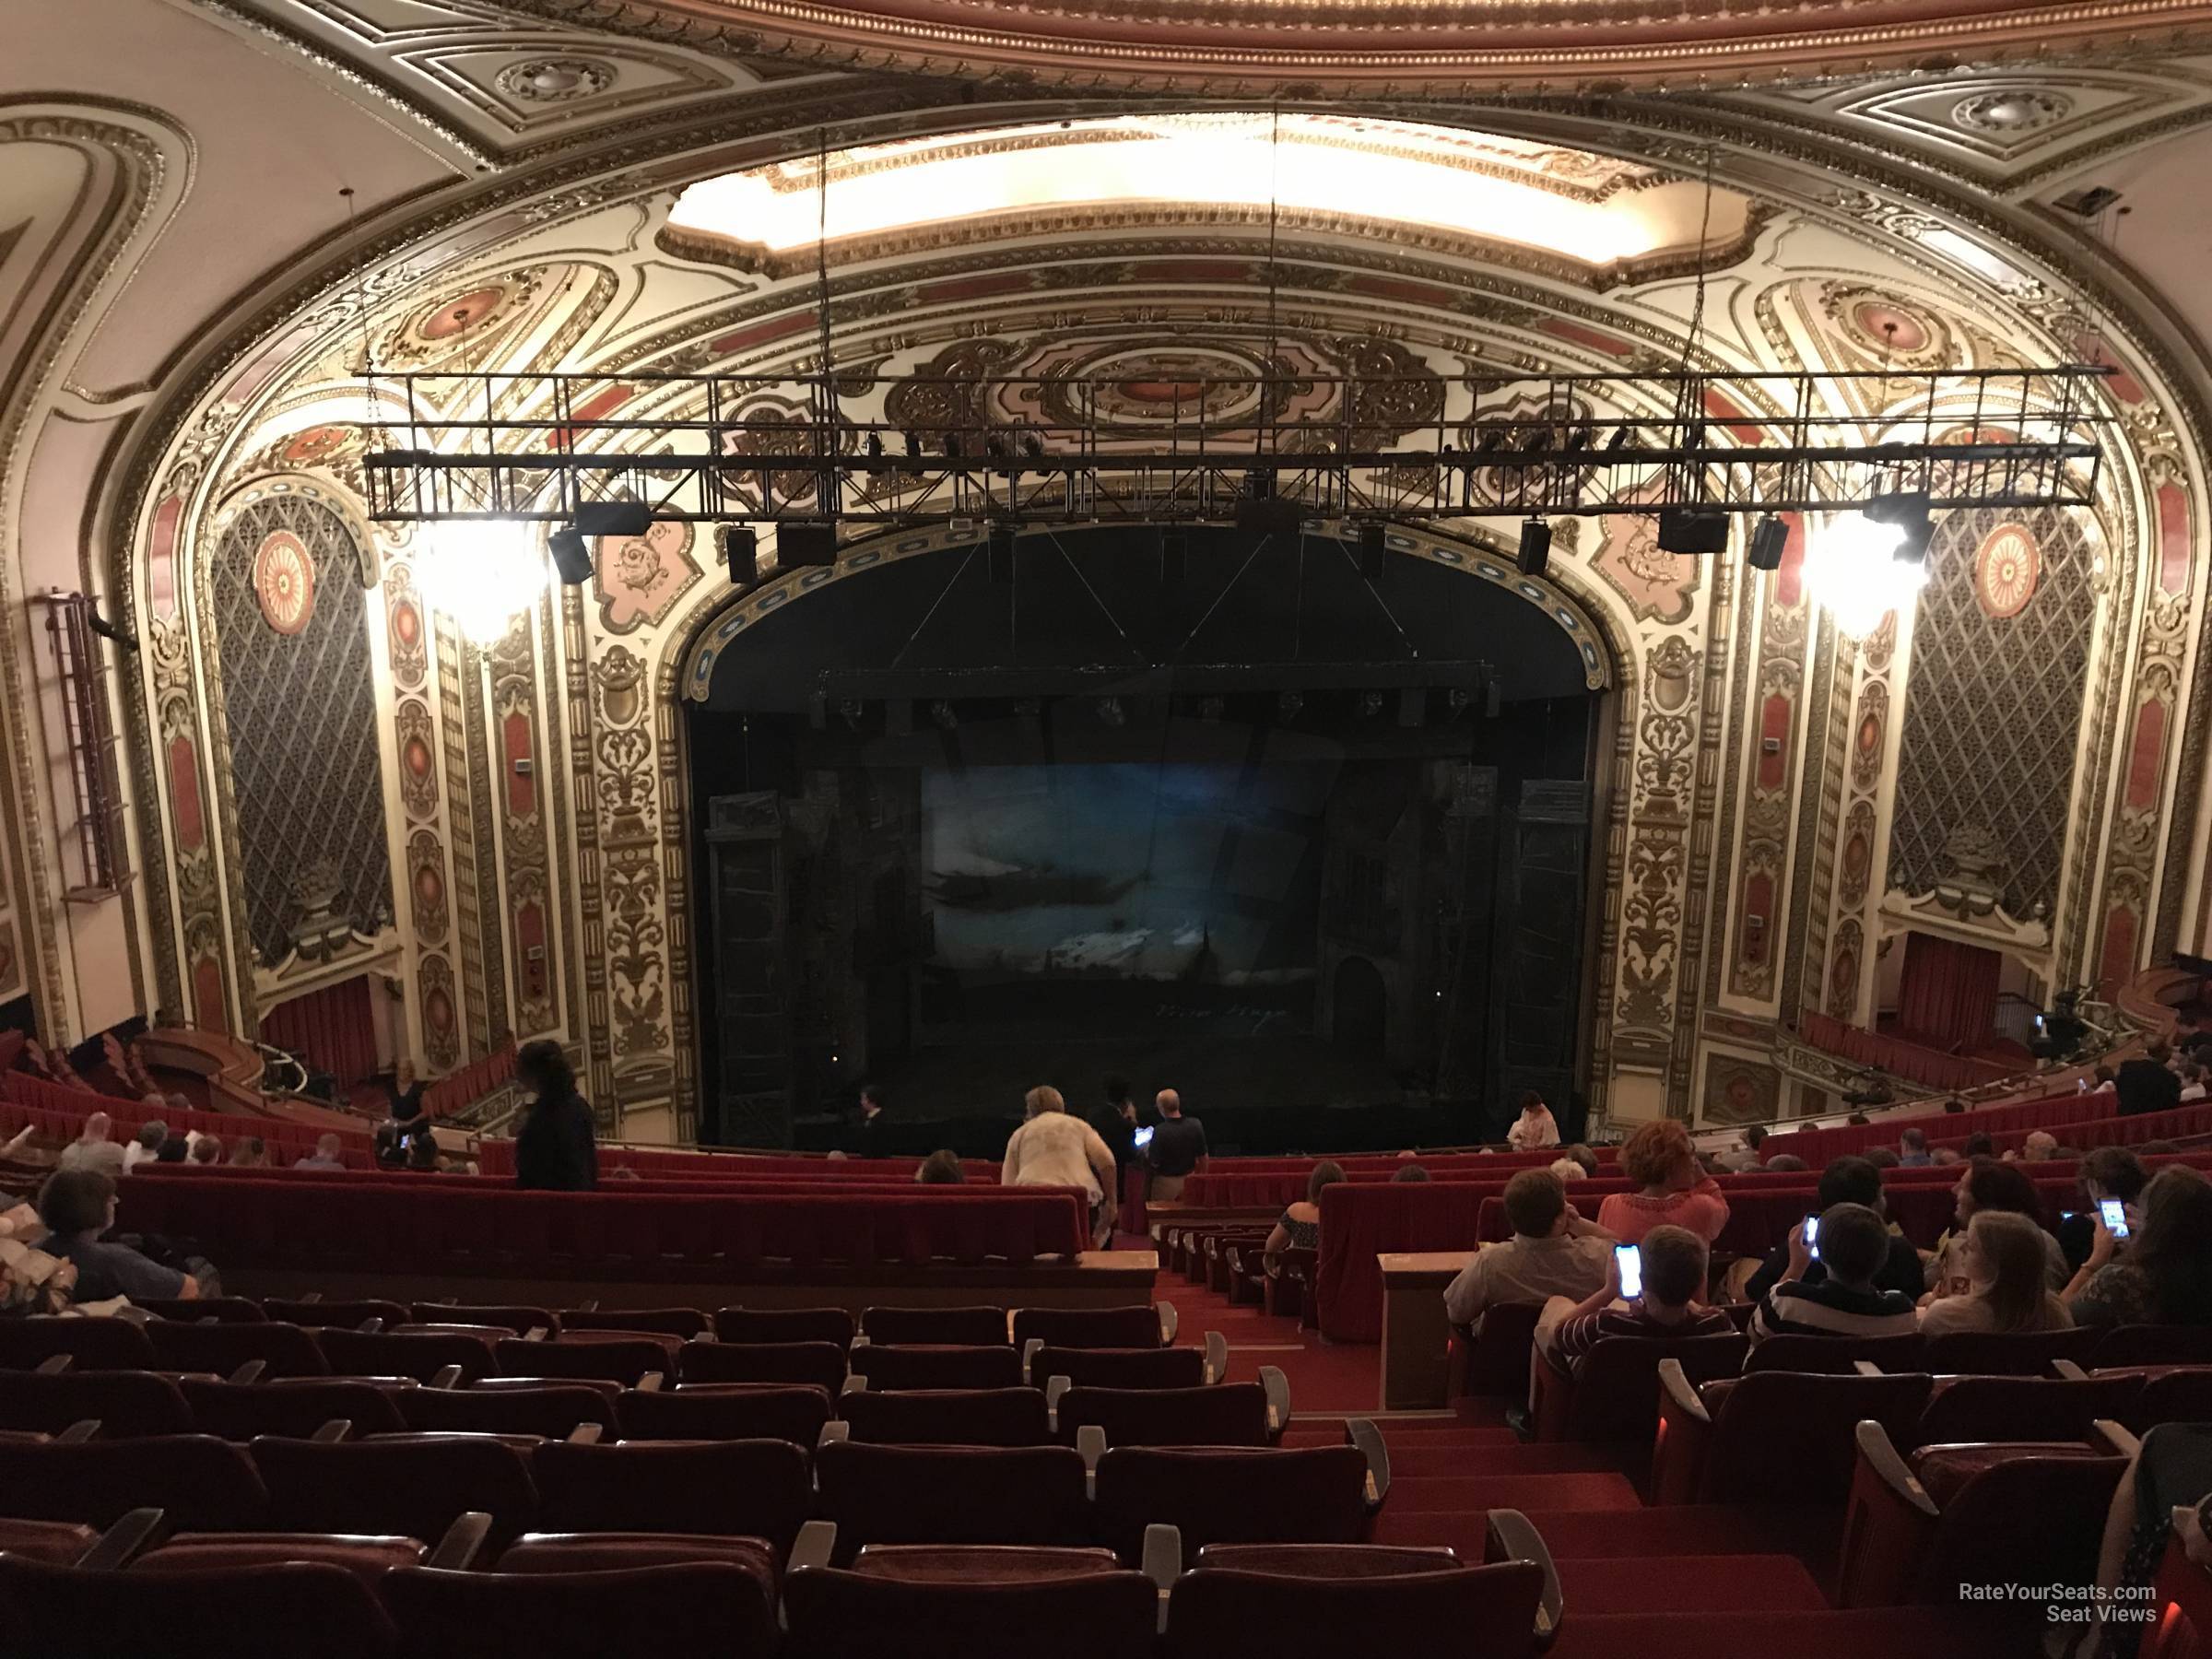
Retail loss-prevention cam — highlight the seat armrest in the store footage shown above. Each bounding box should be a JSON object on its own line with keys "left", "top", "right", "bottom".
{"left": 79, "top": 1509, "right": 170, "bottom": 1571}
{"left": 1203, "top": 1331, "right": 1227, "bottom": 1386}
{"left": 301, "top": 1292, "right": 324, "bottom": 1303}
{"left": 637, "top": 1371, "right": 665, "bottom": 1393}
{"left": 840, "top": 1373, "right": 866, "bottom": 1396}
{"left": 1259, "top": 1365, "right": 1290, "bottom": 1436}
{"left": 1486, "top": 1508, "right": 1562, "bottom": 1652}
{"left": 1347, "top": 1418, "right": 1391, "bottom": 1510}
{"left": 1853, "top": 1360, "right": 1884, "bottom": 1378}
{"left": 430, "top": 1364, "right": 465, "bottom": 1391}
{"left": 1158, "top": 1301, "right": 1179, "bottom": 1346}
{"left": 33, "top": 1354, "right": 72, "bottom": 1376}
{"left": 1045, "top": 1374, "right": 1070, "bottom": 1430}
{"left": 567, "top": 1423, "right": 604, "bottom": 1444}
{"left": 818, "top": 1420, "right": 850, "bottom": 1449}
{"left": 58, "top": 1419, "right": 100, "bottom": 1444}
{"left": 525, "top": 1326, "right": 550, "bottom": 1343}
{"left": 1142, "top": 1521, "right": 1182, "bottom": 1630}
{"left": 1656, "top": 1359, "right": 1711, "bottom": 1424}
{"left": 358, "top": 1317, "right": 385, "bottom": 1335}
{"left": 1022, "top": 1336, "right": 1043, "bottom": 1377}
{"left": 115, "top": 1306, "right": 151, "bottom": 1326}
{"left": 1853, "top": 1419, "right": 1938, "bottom": 1519}
{"left": 429, "top": 1512, "right": 492, "bottom": 1571}
{"left": 572, "top": 1300, "right": 599, "bottom": 1312}
{"left": 1077, "top": 1422, "right": 1107, "bottom": 1476}
{"left": 312, "top": 1418, "right": 352, "bottom": 1443}
{"left": 2094, "top": 1418, "right": 2142, "bottom": 1459}
{"left": 2053, "top": 1359, "right": 2089, "bottom": 1382}
{"left": 787, "top": 1520, "right": 835, "bottom": 1575}
{"left": 228, "top": 1359, "right": 269, "bottom": 1385}
{"left": 1650, "top": 1359, "right": 1712, "bottom": 1506}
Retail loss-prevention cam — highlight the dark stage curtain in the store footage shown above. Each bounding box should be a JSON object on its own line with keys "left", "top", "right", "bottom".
{"left": 260, "top": 974, "right": 378, "bottom": 1087}
{"left": 1897, "top": 931, "right": 2002, "bottom": 1053}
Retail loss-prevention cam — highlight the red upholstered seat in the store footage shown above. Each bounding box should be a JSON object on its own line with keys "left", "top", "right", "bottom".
{"left": 1028, "top": 1345, "right": 1205, "bottom": 1391}
{"left": 1091, "top": 1445, "right": 1371, "bottom": 1565}
{"left": 1914, "top": 1372, "right": 2145, "bottom": 1446}
{"left": 714, "top": 1306, "right": 856, "bottom": 1349}
{"left": 618, "top": 1382, "right": 831, "bottom": 1444}
{"left": 318, "top": 1327, "right": 499, "bottom": 1383}
{"left": 0, "top": 1434, "right": 269, "bottom": 1529}
{"left": 2115, "top": 1365, "right": 2212, "bottom": 1432}
{"left": 782, "top": 1556, "right": 1156, "bottom": 1659}
{"left": 1654, "top": 1369, "right": 1932, "bottom": 1506}
{"left": 1909, "top": 1439, "right": 2117, "bottom": 1509}
{"left": 814, "top": 1441, "right": 1092, "bottom": 1563}
{"left": 133, "top": 1296, "right": 267, "bottom": 1324}
{"left": 1920, "top": 1326, "right": 2101, "bottom": 1376}
{"left": 251, "top": 1433, "right": 540, "bottom": 1554}
{"left": 0, "top": 1516, "right": 98, "bottom": 1565}
{"left": 557, "top": 1307, "right": 707, "bottom": 1340}
{"left": 1741, "top": 1332, "right": 1927, "bottom": 1375}
{"left": 1057, "top": 1382, "right": 1274, "bottom": 1448}
{"left": 862, "top": 1305, "right": 1009, "bottom": 1346}
{"left": 411, "top": 1303, "right": 559, "bottom": 1336}
{"left": 0, "top": 1367, "right": 194, "bottom": 1437}
{"left": 1011, "top": 1307, "right": 1163, "bottom": 1350}
{"left": 674, "top": 1339, "right": 847, "bottom": 1393}
{"left": 146, "top": 1318, "right": 329, "bottom": 1380}
{"left": 394, "top": 1383, "right": 616, "bottom": 1439}
{"left": 2094, "top": 1325, "right": 2212, "bottom": 1367}
{"left": 180, "top": 1377, "right": 408, "bottom": 1441}
{"left": 1461, "top": 1302, "right": 1544, "bottom": 1397}
{"left": 379, "top": 1558, "right": 778, "bottom": 1659}
{"left": 1532, "top": 1332, "right": 1746, "bottom": 1444}
{"left": 529, "top": 1438, "right": 810, "bottom": 1552}
{"left": 265, "top": 1299, "right": 409, "bottom": 1329}
{"left": 492, "top": 1335, "right": 672, "bottom": 1386}
{"left": 850, "top": 1343, "right": 1024, "bottom": 1391}
{"left": 0, "top": 1554, "right": 398, "bottom": 1659}
{"left": 499, "top": 1532, "right": 780, "bottom": 1576}
{"left": 1164, "top": 1545, "right": 1545, "bottom": 1659}
{"left": 849, "top": 1544, "right": 1124, "bottom": 1581}
{"left": 840, "top": 1385, "right": 1053, "bottom": 1447}
{"left": 135, "top": 1532, "right": 427, "bottom": 1584}
{"left": 0, "top": 1314, "right": 157, "bottom": 1371}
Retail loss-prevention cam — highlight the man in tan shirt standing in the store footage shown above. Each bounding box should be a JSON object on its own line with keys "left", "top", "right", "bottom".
{"left": 1443, "top": 1168, "right": 1615, "bottom": 1330}
{"left": 1002, "top": 1085, "right": 1120, "bottom": 1247}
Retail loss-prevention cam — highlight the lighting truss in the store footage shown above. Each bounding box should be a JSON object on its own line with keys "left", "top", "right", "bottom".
{"left": 359, "top": 366, "right": 2112, "bottom": 528}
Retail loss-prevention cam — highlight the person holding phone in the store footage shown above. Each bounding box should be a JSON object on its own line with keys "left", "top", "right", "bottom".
{"left": 2065, "top": 1164, "right": 2212, "bottom": 1327}
{"left": 1749, "top": 1203, "right": 1918, "bottom": 1345}
{"left": 1534, "top": 1224, "right": 1733, "bottom": 1379}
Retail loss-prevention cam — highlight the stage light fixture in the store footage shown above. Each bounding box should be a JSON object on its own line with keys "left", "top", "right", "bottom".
{"left": 1656, "top": 506, "right": 1729, "bottom": 556}
{"left": 1359, "top": 522, "right": 1387, "bottom": 583}
{"left": 1747, "top": 514, "right": 1788, "bottom": 572}
{"left": 547, "top": 525, "right": 592, "bottom": 586}
{"left": 1517, "top": 517, "right": 1552, "bottom": 577}
{"left": 776, "top": 521, "right": 838, "bottom": 570}
{"left": 574, "top": 500, "right": 653, "bottom": 538}
{"left": 988, "top": 524, "right": 1017, "bottom": 584}
{"left": 719, "top": 525, "right": 759, "bottom": 584}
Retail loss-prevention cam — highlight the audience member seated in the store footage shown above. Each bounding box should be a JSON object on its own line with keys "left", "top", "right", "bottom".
{"left": 2066, "top": 1164, "right": 2212, "bottom": 1328}
{"left": 1265, "top": 1162, "right": 1343, "bottom": 1256}
{"left": 189, "top": 1135, "right": 221, "bottom": 1167}
{"left": 1899, "top": 1126, "right": 1931, "bottom": 1167}
{"left": 405, "top": 1135, "right": 441, "bottom": 1173}
{"left": 36, "top": 1170, "right": 204, "bottom": 1303}
{"left": 1865, "top": 1147, "right": 1900, "bottom": 1170}
{"left": 2118, "top": 1042, "right": 2183, "bottom": 1119}
{"left": 1594, "top": 1120, "right": 1729, "bottom": 1245}
{"left": 1547, "top": 1156, "right": 1583, "bottom": 1183}
{"left": 2083, "top": 1147, "right": 2150, "bottom": 1210}
{"left": 1713, "top": 1124, "right": 1766, "bottom": 1172}
{"left": 123, "top": 1117, "right": 166, "bottom": 1173}
{"left": 1963, "top": 1132, "right": 1995, "bottom": 1158}
{"left": 1924, "top": 1159, "right": 2068, "bottom": 1300}
{"left": 915, "top": 1149, "right": 966, "bottom": 1185}
{"left": 1918, "top": 1210, "right": 2075, "bottom": 1337}
{"left": 1002, "top": 1085, "right": 1117, "bottom": 1247}
{"left": 1391, "top": 1163, "right": 1430, "bottom": 1183}
{"left": 2182, "top": 1062, "right": 2208, "bottom": 1104}
{"left": 1505, "top": 1091, "right": 1559, "bottom": 1152}
{"left": 1932, "top": 1147, "right": 1963, "bottom": 1166}
{"left": 230, "top": 1137, "right": 267, "bottom": 1169}
{"left": 153, "top": 1136, "right": 186, "bottom": 1165}
{"left": 1749, "top": 1202, "right": 1919, "bottom": 1344}
{"left": 1535, "top": 1223, "right": 1734, "bottom": 1374}
{"left": 293, "top": 1134, "right": 347, "bottom": 1171}
{"left": 1561, "top": 1144, "right": 1598, "bottom": 1179}
{"left": 2178, "top": 1011, "right": 2212, "bottom": 1061}
{"left": 2023, "top": 1130, "right": 2060, "bottom": 1162}
{"left": 1764, "top": 1153, "right": 1808, "bottom": 1172}
{"left": 1744, "top": 1156, "right": 1925, "bottom": 1303}
{"left": 2086, "top": 1424, "right": 2212, "bottom": 1659}
{"left": 513, "top": 1040, "right": 598, "bottom": 1192}
{"left": 1444, "top": 1169, "right": 1613, "bottom": 1331}
{"left": 55, "top": 1112, "right": 125, "bottom": 1179}
{"left": 0, "top": 1199, "right": 72, "bottom": 1316}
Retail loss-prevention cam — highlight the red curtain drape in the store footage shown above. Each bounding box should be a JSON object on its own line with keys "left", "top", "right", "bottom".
{"left": 259, "top": 974, "right": 378, "bottom": 1087}
{"left": 1897, "top": 932, "right": 2003, "bottom": 1053}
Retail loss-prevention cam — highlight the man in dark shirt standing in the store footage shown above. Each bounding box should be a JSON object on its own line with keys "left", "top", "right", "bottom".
{"left": 850, "top": 1085, "right": 887, "bottom": 1157}
{"left": 1144, "top": 1088, "right": 1206, "bottom": 1201}
{"left": 2116, "top": 1043, "right": 2183, "bottom": 1119}
{"left": 1086, "top": 1076, "right": 1139, "bottom": 1223}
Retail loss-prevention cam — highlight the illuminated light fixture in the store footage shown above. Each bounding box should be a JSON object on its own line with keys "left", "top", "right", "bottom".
{"left": 668, "top": 114, "right": 1750, "bottom": 269}
{"left": 1747, "top": 514, "right": 1788, "bottom": 572}
{"left": 1803, "top": 502, "right": 1933, "bottom": 638}
{"left": 420, "top": 519, "right": 547, "bottom": 642}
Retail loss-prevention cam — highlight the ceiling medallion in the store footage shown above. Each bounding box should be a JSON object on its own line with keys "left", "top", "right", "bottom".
{"left": 1952, "top": 89, "right": 2072, "bottom": 135}
{"left": 496, "top": 59, "right": 618, "bottom": 103}
{"left": 1974, "top": 522, "right": 2041, "bottom": 619}
{"left": 253, "top": 531, "right": 316, "bottom": 636}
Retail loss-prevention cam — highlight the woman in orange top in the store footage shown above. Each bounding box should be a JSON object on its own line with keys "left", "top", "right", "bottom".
{"left": 1595, "top": 1120, "right": 1730, "bottom": 1245}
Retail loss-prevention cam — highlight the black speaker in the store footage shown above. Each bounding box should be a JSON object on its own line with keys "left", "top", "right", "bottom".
{"left": 1517, "top": 518, "right": 1552, "bottom": 577}
{"left": 1657, "top": 506, "right": 1729, "bottom": 556}
{"left": 547, "top": 526, "right": 592, "bottom": 586}
{"left": 720, "top": 525, "right": 759, "bottom": 584}
{"left": 1747, "top": 514, "right": 1788, "bottom": 571}
{"left": 1359, "top": 522, "right": 1387, "bottom": 583}
{"left": 776, "top": 522, "right": 838, "bottom": 570}
{"left": 574, "top": 500, "right": 653, "bottom": 538}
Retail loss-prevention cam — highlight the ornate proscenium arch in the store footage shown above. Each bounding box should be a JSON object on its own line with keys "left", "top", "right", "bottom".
{"left": 679, "top": 518, "right": 1614, "bottom": 704}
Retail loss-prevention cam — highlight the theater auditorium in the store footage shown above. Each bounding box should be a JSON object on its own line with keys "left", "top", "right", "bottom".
{"left": 11, "top": 0, "right": 2212, "bottom": 1654}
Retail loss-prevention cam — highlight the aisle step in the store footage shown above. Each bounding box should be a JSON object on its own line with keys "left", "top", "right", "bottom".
{"left": 1555, "top": 1555, "right": 1829, "bottom": 1616}
{"left": 1283, "top": 1427, "right": 1522, "bottom": 1451}
{"left": 1371, "top": 1473, "right": 1641, "bottom": 1524}
{"left": 1384, "top": 1446, "right": 1631, "bottom": 1488}
{"left": 1510, "top": 1504, "right": 1844, "bottom": 1572}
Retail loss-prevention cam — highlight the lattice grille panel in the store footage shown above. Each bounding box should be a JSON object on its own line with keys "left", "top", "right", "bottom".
{"left": 212, "top": 495, "right": 394, "bottom": 965}
{"left": 1888, "top": 504, "right": 2095, "bottom": 917}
